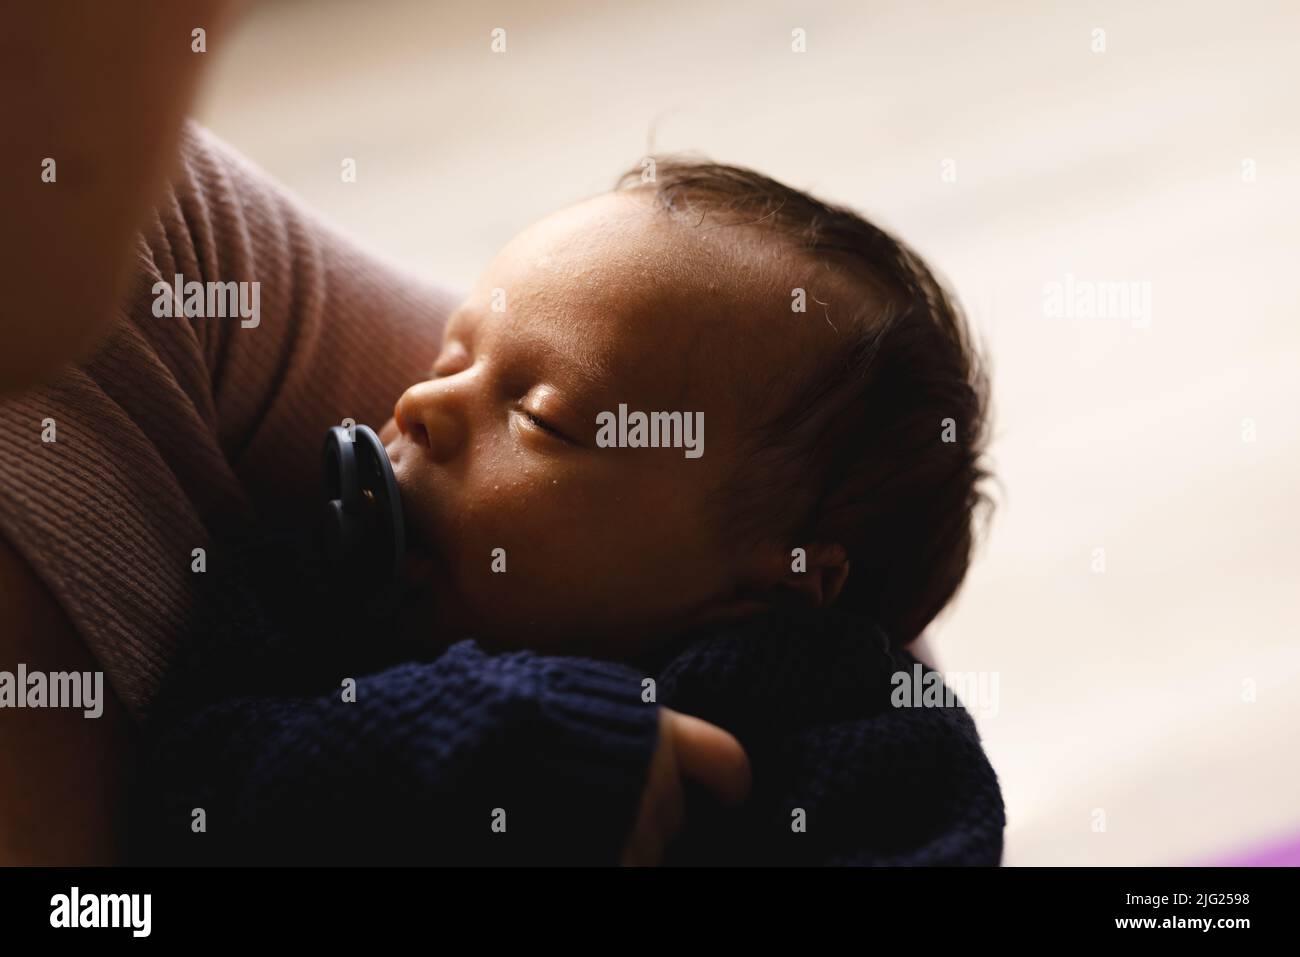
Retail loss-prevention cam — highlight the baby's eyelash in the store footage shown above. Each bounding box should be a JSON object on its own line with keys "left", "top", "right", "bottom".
{"left": 515, "top": 406, "right": 570, "bottom": 444}
{"left": 525, "top": 411, "right": 566, "bottom": 439}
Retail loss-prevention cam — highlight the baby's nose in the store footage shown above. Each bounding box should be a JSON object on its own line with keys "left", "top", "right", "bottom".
{"left": 394, "top": 385, "right": 465, "bottom": 462}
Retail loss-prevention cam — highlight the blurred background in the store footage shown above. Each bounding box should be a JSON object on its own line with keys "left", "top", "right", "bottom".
{"left": 194, "top": 0, "right": 1300, "bottom": 865}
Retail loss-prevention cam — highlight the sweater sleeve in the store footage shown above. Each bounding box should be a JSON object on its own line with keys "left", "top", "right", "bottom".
{"left": 134, "top": 640, "right": 660, "bottom": 866}
{"left": 138, "top": 120, "right": 462, "bottom": 532}
{"left": 0, "top": 121, "right": 460, "bottom": 718}
{"left": 656, "top": 606, "right": 1006, "bottom": 866}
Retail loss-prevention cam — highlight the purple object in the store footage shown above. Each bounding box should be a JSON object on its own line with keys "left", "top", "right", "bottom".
{"left": 1210, "top": 828, "right": 1300, "bottom": 867}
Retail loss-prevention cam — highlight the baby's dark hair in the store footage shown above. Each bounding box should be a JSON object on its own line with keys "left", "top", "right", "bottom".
{"left": 617, "top": 157, "right": 993, "bottom": 646}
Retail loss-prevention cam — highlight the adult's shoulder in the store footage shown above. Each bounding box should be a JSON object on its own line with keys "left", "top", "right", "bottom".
{"left": 137, "top": 121, "right": 461, "bottom": 529}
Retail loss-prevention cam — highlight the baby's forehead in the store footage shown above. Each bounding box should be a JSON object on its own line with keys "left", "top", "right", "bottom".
{"left": 496, "top": 191, "right": 796, "bottom": 296}
{"left": 470, "top": 192, "right": 844, "bottom": 404}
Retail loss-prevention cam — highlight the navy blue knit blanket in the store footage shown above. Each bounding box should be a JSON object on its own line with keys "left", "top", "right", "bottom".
{"left": 130, "top": 530, "right": 1005, "bottom": 866}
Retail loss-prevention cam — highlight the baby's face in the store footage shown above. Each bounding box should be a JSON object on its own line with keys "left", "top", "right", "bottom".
{"left": 381, "top": 190, "right": 837, "bottom": 660}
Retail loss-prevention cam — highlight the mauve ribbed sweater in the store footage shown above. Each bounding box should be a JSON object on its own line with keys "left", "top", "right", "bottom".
{"left": 0, "top": 121, "right": 458, "bottom": 718}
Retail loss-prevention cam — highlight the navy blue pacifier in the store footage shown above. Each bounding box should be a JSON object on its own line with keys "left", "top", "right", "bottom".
{"left": 322, "top": 424, "right": 405, "bottom": 603}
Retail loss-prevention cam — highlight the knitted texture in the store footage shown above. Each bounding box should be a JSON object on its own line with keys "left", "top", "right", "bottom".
{"left": 130, "top": 528, "right": 661, "bottom": 866}
{"left": 657, "top": 607, "right": 1006, "bottom": 865}
{"left": 135, "top": 645, "right": 661, "bottom": 866}
{"left": 132, "top": 526, "right": 1003, "bottom": 866}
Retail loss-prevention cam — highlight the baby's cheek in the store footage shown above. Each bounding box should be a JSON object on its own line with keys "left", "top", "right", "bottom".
{"left": 446, "top": 493, "right": 578, "bottom": 593}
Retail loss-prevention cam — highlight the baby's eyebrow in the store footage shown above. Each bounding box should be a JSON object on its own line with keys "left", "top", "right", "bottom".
{"left": 560, "top": 348, "right": 616, "bottom": 394}
{"left": 451, "top": 304, "right": 618, "bottom": 399}
{"left": 536, "top": 354, "right": 617, "bottom": 420}
{"left": 512, "top": 332, "right": 618, "bottom": 410}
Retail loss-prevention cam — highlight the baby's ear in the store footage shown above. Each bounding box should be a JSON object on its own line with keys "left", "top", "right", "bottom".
{"left": 780, "top": 542, "right": 850, "bottom": 608}
{"left": 699, "top": 541, "right": 850, "bottom": 629}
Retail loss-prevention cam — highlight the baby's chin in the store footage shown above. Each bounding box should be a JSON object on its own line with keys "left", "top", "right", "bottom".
{"left": 395, "top": 579, "right": 589, "bottom": 656}
{"left": 392, "top": 569, "right": 463, "bottom": 657}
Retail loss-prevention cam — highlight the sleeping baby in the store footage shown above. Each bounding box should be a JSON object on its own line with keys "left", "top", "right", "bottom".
{"left": 384, "top": 159, "right": 991, "bottom": 667}
{"left": 133, "top": 155, "right": 1003, "bottom": 866}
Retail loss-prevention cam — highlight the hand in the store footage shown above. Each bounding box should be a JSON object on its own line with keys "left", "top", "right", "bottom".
{"left": 619, "top": 707, "right": 751, "bottom": 866}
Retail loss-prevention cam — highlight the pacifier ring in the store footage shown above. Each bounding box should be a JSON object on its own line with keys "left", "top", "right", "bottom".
{"left": 322, "top": 424, "right": 405, "bottom": 589}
